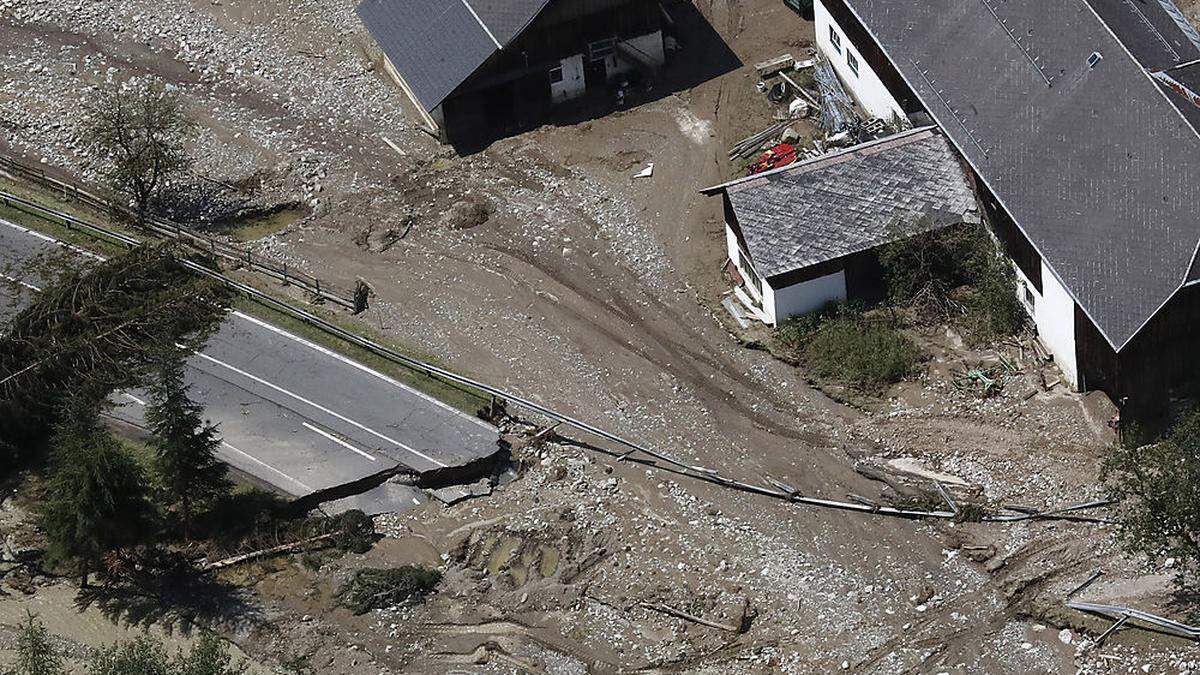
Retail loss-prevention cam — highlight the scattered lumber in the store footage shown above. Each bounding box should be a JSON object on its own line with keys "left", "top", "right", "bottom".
{"left": 755, "top": 53, "right": 795, "bottom": 79}
{"left": 639, "top": 601, "right": 746, "bottom": 633}
{"left": 203, "top": 532, "right": 337, "bottom": 571}
{"left": 728, "top": 121, "right": 791, "bottom": 160}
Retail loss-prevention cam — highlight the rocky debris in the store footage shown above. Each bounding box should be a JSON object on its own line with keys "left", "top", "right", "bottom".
{"left": 437, "top": 196, "right": 494, "bottom": 231}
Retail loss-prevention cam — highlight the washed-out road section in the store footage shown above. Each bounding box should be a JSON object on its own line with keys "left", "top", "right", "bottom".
{"left": 0, "top": 217, "right": 501, "bottom": 513}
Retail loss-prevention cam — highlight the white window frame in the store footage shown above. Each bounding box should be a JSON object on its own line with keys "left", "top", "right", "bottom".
{"left": 588, "top": 38, "right": 616, "bottom": 61}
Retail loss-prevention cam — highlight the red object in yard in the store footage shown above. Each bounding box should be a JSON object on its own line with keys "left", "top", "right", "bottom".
{"left": 747, "top": 143, "right": 798, "bottom": 175}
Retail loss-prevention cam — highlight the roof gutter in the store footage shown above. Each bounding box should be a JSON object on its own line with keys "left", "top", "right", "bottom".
{"left": 836, "top": 0, "right": 1164, "bottom": 353}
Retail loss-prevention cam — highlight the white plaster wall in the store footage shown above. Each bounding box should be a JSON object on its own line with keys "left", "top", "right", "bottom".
{"left": 609, "top": 31, "right": 666, "bottom": 78}
{"left": 1012, "top": 260, "right": 1079, "bottom": 389}
{"left": 766, "top": 270, "right": 848, "bottom": 325}
{"left": 813, "top": 0, "right": 906, "bottom": 122}
{"left": 551, "top": 54, "right": 586, "bottom": 104}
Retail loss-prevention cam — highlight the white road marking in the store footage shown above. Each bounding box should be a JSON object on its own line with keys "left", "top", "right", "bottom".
{"left": 232, "top": 310, "right": 495, "bottom": 432}
{"left": 220, "top": 440, "right": 314, "bottom": 493}
{"left": 301, "top": 421, "right": 377, "bottom": 462}
{"left": 0, "top": 217, "right": 105, "bottom": 260}
{"left": 0, "top": 272, "right": 41, "bottom": 292}
{"left": 1, "top": 215, "right": 472, "bottom": 476}
{"left": 122, "top": 392, "right": 147, "bottom": 406}
{"left": 188, "top": 347, "right": 446, "bottom": 468}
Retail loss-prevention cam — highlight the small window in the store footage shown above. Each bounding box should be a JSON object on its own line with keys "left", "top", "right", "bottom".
{"left": 549, "top": 66, "right": 564, "bottom": 84}
{"left": 1019, "top": 280, "right": 1036, "bottom": 311}
{"left": 846, "top": 49, "right": 860, "bottom": 76}
{"left": 738, "top": 249, "right": 762, "bottom": 297}
{"left": 588, "top": 38, "right": 616, "bottom": 61}
{"left": 829, "top": 26, "right": 842, "bottom": 54}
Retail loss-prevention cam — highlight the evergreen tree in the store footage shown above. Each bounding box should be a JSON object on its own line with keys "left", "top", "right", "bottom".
{"left": 39, "top": 395, "right": 157, "bottom": 587}
{"left": 10, "top": 612, "right": 64, "bottom": 675}
{"left": 88, "top": 635, "right": 170, "bottom": 675}
{"left": 173, "top": 633, "right": 245, "bottom": 675}
{"left": 145, "top": 356, "right": 230, "bottom": 538}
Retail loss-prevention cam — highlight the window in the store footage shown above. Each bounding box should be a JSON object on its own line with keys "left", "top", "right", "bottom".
{"left": 1019, "top": 280, "right": 1036, "bottom": 311}
{"left": 588, "top": 38, "right": 616, "bottom": 61}
{"left": 738, "top": 248, "right": 762, "bottom": 297}
{"left": 846, "top": 49, "right": 860, "bottom": 76}
{"left": 829, "top": 26, "right": 842, "bottom": 54}
{"left": 549, "top": 66, "right": 564, "bottom": 84}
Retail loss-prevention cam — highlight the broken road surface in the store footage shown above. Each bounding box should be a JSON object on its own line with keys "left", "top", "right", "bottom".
{"left": 0, "top": 217, "right": 502, "bottom": 510}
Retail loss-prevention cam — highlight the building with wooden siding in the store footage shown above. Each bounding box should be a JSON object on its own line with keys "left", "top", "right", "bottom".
{"left": 357, "top": 0, "right": 665, "bottom": 146}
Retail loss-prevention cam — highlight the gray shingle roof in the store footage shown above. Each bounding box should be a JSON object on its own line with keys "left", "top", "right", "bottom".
{"left": 704, "top": 129, "right": 978, "bottom": 280}
{"left": 356, "top": 0, "right": 552, "bottom": 111}
{"left": 842, "top": 0, "right": 1200, "bottom": 350}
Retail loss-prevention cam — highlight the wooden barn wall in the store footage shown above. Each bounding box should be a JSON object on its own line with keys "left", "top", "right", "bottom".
{"left": 820, "top": 0, "right": 922, "bottom": 113}
{"left": 453, "top": 0, "right": 660, "bottom": 98}
{"left": 972, "top": 173, "right": 1042, "bottom": 292}
{"left": 1077, "top": 284, "right": 1200, "bottom": 427}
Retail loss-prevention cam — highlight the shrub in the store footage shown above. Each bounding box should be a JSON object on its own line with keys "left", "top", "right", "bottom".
{"left": 339, "top": 566, "right": 442, "bottom": 615}
{"left": 879, "top": 222, "right": 1023, "bottom": 342}
{"left": 796, "top": 303, "right": 916, "bottom": 389}
{"left": 1103, "top": 411, "right": 1200, "bottom": 599}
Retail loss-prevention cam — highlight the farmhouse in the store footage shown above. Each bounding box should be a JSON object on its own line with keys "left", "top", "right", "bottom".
{"left": 703, "top": 128, "right": 978, "bottom": 326}
{"left": 356, "top": 0, "right": 667, "bottom": 146}
{"left": 800, "top": 0, "right": 1200, "bottom": 423}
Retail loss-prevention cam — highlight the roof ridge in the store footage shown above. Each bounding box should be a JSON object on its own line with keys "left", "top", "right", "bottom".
{"left": 699, "top": 125, "right": 937, "bottom": 194}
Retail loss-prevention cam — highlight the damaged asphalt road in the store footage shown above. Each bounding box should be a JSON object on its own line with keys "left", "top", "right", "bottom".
{"left": 0, "top": 217, "right": 503, "bottom": 512}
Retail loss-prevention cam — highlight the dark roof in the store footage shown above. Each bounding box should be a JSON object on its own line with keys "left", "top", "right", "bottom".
{"left": 842, "top": 0, "right": 1200, "bottom": 350}
{"left": 1154, "top": 61, "right": 1200, "bottom": 134}
{"left": 356, "top": 0, "right": 552, "bottom": 111}
{"left": 702, "top": 129, "right": 978, "bottom": 280}
{"left": 1085, "top": 0, "right": 1200, "bottom": 70}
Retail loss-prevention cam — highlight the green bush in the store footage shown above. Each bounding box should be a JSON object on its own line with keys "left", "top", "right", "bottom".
{"left": 805, "top": 313, "right": 920, "bottom": 392}
{"left": 879, "top": 222, "right": 1024, "bottom": 342}
{"left": 339, "top": 566, "right": 442, "bottom": 615}
{"left": 1103, "top": 411, "right": 1200, "bottom": 599}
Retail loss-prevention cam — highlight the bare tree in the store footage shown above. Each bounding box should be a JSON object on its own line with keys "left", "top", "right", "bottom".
{"left": 82, "top": 79, "right": 194, "bottom": 227}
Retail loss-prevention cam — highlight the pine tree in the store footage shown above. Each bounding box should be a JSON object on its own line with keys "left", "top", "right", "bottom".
{"left": 145, "top": 356, "right": 230, "bottom": 538}
{"left": 173, "top": 632, "right": 246, "bottom": 675}
{"left": 11, "top": 612, "right": 64, "bottom": 675}
{"left": 39, "top": 395, "right": 157, "bottom": 587}
{"left": 88, "top": 635, "right": 170, "bottom": 675}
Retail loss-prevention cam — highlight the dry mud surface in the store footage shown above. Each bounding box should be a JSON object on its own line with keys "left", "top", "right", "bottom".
{"left": 2, "top": 0, "right": 1200, "bottom": 672}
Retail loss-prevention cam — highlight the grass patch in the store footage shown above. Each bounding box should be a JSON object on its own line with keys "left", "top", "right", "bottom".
{"left": 234, "top": 296, "right": 494, "bottom": 417}
{"left": 775, "top": 304, "right": 920, "bottom": 393}
{"left": 213, "top": 206, "right": 308, "bottom": 242}
{"left": 0, "top": 192, "right": 132, "bottom": 258}
{"left": 2, "top": 173, "right": 494, "bottom": 419}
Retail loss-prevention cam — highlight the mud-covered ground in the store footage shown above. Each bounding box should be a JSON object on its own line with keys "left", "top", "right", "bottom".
{"left": 2, "top": 0, "right": 1199, "bottom": 672}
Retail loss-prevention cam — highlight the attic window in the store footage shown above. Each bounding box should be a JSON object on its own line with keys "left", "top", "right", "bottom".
{"left": 589, "top": 38, "right": 615, "bottom": 61}
{"left": 829, "top": 26, "right": 843, "bottom": 54}
{"left": 847, "top": 50, "right": 860, "bottom": 76}
{"left": 1087, "top": 51, "right": 1103, "bottom": 68}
